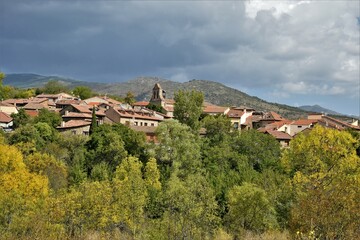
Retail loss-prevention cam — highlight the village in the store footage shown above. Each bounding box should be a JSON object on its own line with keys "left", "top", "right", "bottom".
{"left": 1, "top": 82, "right": 359, "bottom": 147}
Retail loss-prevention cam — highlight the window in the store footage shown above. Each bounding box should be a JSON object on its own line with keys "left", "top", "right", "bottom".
{"left": 144, "top": 122, "right": 148, "bottom": 126}
{"left": 151, "top": 123, "right": 155, "bottom": 126}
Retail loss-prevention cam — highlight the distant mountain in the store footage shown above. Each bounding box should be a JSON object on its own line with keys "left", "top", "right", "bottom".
{"left": 3, "top": 73, "right": 103, "bottom": 89}
{"left": 4, "top": 73, "right": 309, "bottom": 119}
{"left": 299, "top": 105, "right": 341, "bottom": 116}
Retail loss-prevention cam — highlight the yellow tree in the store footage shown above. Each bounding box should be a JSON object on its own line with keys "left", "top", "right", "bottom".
{"left": 282, "top": 126, "right": 360, "bottom": 239}
{"left": 0, "top": 143, "right": 49, "bottom": 236}
{"left": 112, "top": 156, "right": 147, "bottom": 238}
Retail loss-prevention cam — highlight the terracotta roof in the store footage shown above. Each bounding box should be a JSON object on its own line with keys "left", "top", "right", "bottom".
{"left": 227, "top": 109, "right": 244, "bottom": 118}
{"left": 233, "top": 106, "right": 256, "bottom": 111}
{"left": 203, "top": 105, "right": 228, "bottom": 114}
{"left": 134, "top": 101, "right": 149, "bottom": 107}
{"left": 62, "top": 112, "right": 92, "bottom": 119}
{"left": 2, "top": 99, "right": 30, "bottom": 105}
{"left": 292, "top": 119, "right": 318, "bottom": 125}
{"left": 113, "top": 108, "right": 162, "bottom": 121}
{"left": 23, "top": 102, "right": 47, "bottom": 110}
{"left": 57, "top": 120, "right": 91, "bottom": 129}
{"left": 56, "top": 99, "right": 83, "bottom": 105}
{"left": 70, "top": 104, "right": 92, "bottom": 113}
{"left": 85, "top": 96, "right": 122, "bottom": 105}
{"left": 321, "top": 115, "right": 359, "bottom": 130}
{"left": 264, "top": 130, "right": 292, "bottom": 140}
{"left": 0, "top": 102, "right": 13, "bottom": 106}
{"left": 0, "top": 112, "right": 12, "bottom": 123}
{"left": 25, "top": 110, "right": 39, "bottom": 117}
{"left": 264, "top": 119, "right": 292, "bottom": 130}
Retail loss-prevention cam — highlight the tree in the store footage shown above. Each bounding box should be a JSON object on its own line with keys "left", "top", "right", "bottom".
{"left": 112, "top": 156, "right": 147, "bottom": 237}
{"left": 124, "top": 91, "right": 136, "bottom": 106}
{"left": 34, "top": 108, "right": 62, "bottom": 128}
{"left": 25, "top": 152, "right": 68, "bottom": 190}
{"left": 111, "top": 123, "right": 147, "bottom": 161}
{"left": 8, "top": 124, "right": 43, "bottom": 151}
{"left": 86, "top": 124, "right": 127, "bottom": 174}
{"left": 0, "top": 143, "right": 49, "bottom": 236}
{"left": 72, "top": 86, "right": 93, "bottom": 100}
{"left": 161, "top": 173, "right": 220, "bottom": 239}
{"left": 10, "top": 108, "right": 31, "bottom": 129}
{"left": 147, "top": 102, "right": 166, "bottom": 114}
{"left": 282, "top": 126, "right": 360, "bottom": 239}
{"left": 226, "top": 183, "right": 277, "bottom": 235}
{"left": 0, "top": 71, "right": 4, "bottom": 83}
{"left": 174, "top": 89, "right": 204, "bottom": 131}
{"left": 41, "top": 80, "right": 69, "bottom": 94}
{"left": 202, "top": 114, "right": 232, "bottom": 146}
{"left": 89, "top": 106, "right": 97, "bottom": 135}
{"left": 232, "top": 129, "right": 282, "bottom": 172}
{"left": 154, "top": 120, "right": 202, "bottom": 179}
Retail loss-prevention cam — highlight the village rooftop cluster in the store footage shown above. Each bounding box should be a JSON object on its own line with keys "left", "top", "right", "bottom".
{"left": 0, "top": 83, "right": 359, "bottom": 147}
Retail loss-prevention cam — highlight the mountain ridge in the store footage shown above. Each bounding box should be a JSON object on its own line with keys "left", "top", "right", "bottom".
{"left": 3, "top": 73, "right": 341, "bottom": 119}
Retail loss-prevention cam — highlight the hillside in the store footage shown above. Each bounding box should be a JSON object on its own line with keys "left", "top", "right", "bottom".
{"left": 4, "top": 73, "right": 309, "bottom": 119}
{"left": 3, "top": 73, "right": 103, "bottom": 89}
{"left": 299, "top": 105, "right": 340, "bottom": 115}
{"left": 92, "top": 77, "right": 308, "bottom": 119}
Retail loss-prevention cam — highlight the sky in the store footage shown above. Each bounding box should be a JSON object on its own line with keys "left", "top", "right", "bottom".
{"left": 0, "top": 0, "right": 359, "bottom": 116}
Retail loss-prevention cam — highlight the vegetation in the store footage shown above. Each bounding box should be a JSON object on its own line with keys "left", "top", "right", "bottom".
{"left": 1, "top": 74, "right": 359, "bottom": 239}
{"left": 1, "top": 110, "right": 358, "bottom": 239}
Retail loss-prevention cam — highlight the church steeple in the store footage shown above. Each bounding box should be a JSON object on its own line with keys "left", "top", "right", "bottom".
{"left": 150, "top": 83, "right": 166, "bottom": 107}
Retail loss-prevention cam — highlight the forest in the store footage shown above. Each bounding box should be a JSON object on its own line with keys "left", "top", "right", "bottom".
{"left": 0, "top": 75, "right": 360, "bottom": 239}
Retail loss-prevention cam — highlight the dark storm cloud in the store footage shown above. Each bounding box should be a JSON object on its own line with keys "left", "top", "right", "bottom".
{"left": 0, "top": 0, "right": 359, "bottom": 115}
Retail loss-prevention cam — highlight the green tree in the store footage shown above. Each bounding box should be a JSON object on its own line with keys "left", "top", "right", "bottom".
{"left": 111, "top": 123, "right": 147, "bottom": 160}
{"left": 0, "top": 72, "right": 4, "bottom": 83}
{"left": 161, "top": 173, "right": 219, "bottom": 239}
{"left": 202, "top": 114, "right": 232, "bottom": 146}
{"left": 34, "top": 108, "right": 62, "bottom": 128}
{"left": 41, "top": 80, "right": 69, "bottom": 94}
{"left": 174, "top": 89, "right": 204, "bottom": 131}
{"left": 89, "top": 106, "right": 97, "bottom": 135}
{"left": 226, "top": 182, "right": 278, "bottom": 235}
{"left": 124, "top": 91, "right": 136, "bottom": 106}
{"left": 232, "top": 129, "right": 281, "bottom": 172}
{"left": 154, "top": 120, "right": 201, "bottom": 179}
{"left": 147, "top": 102, "right": 166, "bottom": 114}
{"left": 86, "top": 124, "right": 127, "bottom": 174}
{"left": 34, "top": 122, "right": 58, "bottom": 143}
{"left": 282, "top": 126, "right": 360, "bottom": 239}
{"left": 10, "top": 108, "right": 31, "bottom": 129}
{"left": 8, "top": 124, "right": 43, "bottom": 151}
{"left": 72, "top": 86, "right": 93, "bottom": 100}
